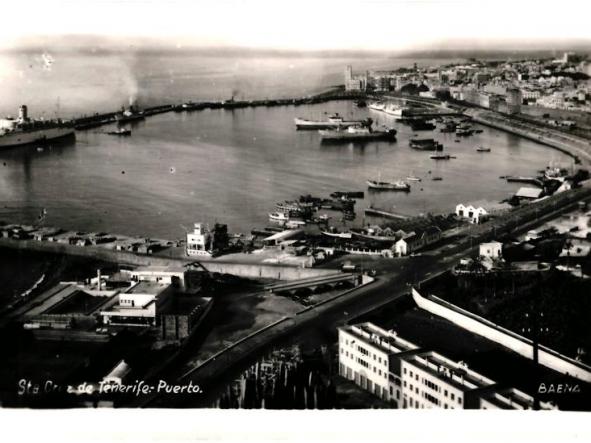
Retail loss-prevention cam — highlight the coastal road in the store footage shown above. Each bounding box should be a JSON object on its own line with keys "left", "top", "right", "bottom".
{"left": 140, "top": 185, "right": 591, "bottom": 407}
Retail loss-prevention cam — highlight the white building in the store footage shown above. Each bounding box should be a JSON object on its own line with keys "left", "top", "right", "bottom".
{"left": 100, "top": 281, "right": 173, "bottom": 327}
{"left": 186, "top": 223, "right": 213, "bottom": 257}
{"left": 339, "top": 322, "right": 556, "bottom": 409}
{"left": 338, "top": 323, "right": 418, "bottom": 403}
{"left": 479, "top": 241, "right": 503, "bottom": 259}
{"left": 456, "top": 203, "right": 488, "bottom": 224}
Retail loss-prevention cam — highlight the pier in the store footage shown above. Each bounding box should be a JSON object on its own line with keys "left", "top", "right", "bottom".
{"left": 364, "top": 207, "right": 410, "bottom": 220}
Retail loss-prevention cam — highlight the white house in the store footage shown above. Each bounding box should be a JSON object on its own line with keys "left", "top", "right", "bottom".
{"left": 456, "top": 203, "right": 488, "bottom": 224}
{"left": 479, "top": 241, "right": 503, "bottom": 259}
{"left": 186, "top": 223, "right": 213, "bottom": 257}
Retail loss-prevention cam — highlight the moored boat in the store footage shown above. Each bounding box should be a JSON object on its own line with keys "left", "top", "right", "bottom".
{"left": 0, "top": 105, "right": 75, "bottom": 149}
{"left": 367, "top": 178, "right": 410, "bottom": 191}
{"left": 294, "top": 113, "right": 371, "bottom": 130}
{"left": 319, "top": 125, "right": 396, "bottom": 143}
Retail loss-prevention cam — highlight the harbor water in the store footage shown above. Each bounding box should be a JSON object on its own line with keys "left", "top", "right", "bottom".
{"left": 0, "top": 100, "right": 573, "bottom": 239}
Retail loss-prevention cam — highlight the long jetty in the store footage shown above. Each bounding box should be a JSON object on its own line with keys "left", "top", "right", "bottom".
{"left": 70, "top": 90, "right": 368, "bottom": 130}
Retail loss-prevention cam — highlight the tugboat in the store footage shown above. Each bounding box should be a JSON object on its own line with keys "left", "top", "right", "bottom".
{"left": 476, "top": 146, "right": 491, "bottom": 152}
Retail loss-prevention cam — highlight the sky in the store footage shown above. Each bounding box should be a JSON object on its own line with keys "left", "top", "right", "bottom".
{"left": 1, "top": 0, "right": 590, "bottom": 52}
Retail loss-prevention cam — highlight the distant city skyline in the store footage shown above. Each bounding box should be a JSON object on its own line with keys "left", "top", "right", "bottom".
{"left": 1, "top": 0, "right": 590, "bottom": 52}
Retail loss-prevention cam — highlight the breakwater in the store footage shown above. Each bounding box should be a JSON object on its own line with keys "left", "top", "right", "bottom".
{"left": 71, "top": 89, "right": 367, "bottom": 130}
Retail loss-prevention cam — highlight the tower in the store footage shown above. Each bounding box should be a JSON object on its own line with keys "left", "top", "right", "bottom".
{"left": 18, "top": 105, "right": 28, "bottom": 123}
{"left": 345, "top": 65, "right": 353, "bottom": 84}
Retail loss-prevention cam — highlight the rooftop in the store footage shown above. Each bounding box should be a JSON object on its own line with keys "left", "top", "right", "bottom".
{"left": 340, "top": 322, "right": 418, "bottom": 355}
{"left": 401, "top": 350, "right": 495, "bottom": 392}
{"left": 126, "top": 281, "right": 170, "bottom": 296}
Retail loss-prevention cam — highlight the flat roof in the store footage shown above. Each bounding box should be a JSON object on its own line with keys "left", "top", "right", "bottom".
{"left": 126, "top": 281, "right": 170, "bottom": 295}
{"left": 400, "top": 350, "right": 495, "bottom": 392}
{"left": 340, "top": 322, "right": 418, "bottom": 355}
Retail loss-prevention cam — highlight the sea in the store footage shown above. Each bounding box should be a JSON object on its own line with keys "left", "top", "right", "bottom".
{"left": 0, "top": 51, "right": 574, "bottom": 239}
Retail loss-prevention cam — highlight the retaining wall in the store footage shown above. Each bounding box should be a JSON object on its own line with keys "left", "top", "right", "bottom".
{"left": 412, "top": 288, "right": 591, "bottom": 383}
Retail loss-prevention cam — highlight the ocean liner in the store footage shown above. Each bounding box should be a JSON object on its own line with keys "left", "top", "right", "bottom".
{"left": 0, "top": 105, "right": 75, "bottom": 149}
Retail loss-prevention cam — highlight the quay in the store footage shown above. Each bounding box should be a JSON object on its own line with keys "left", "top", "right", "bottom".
{"left": 364, "top": 206, "right": 410, "bottom": 220}
{"left": 465, "top": 108, "right": 591, "bottom": 166}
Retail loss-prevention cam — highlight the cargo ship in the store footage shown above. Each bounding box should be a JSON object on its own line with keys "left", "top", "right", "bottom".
{"left": 0, "top": 105, "right": 75, "bottom": 149}
{"left": 319, "top": 126, "right": 396, "bottom": 143}
{"left": 294, "top": 113, "right": 371, "bottom": 130}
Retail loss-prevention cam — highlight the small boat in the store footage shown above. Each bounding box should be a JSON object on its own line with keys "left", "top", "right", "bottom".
{"left": 285, "top": 220, "right": 306, "bottom": 228}
{"left": 321, "top": 229, "right": 352, "bottom": 239}
{"left": 406, "top": 171, "right": 422, "bottom": 182}
{"left": 269, "top": 212, "right": 289, "bottom": 222}
{"left": 455, "top": 139, "right": 461, "bottom": 143}
{"left": 330, "top": 191, "right": 364, "bottom": 199}
{"left": 430, "top": 154, "right": 454, "bottom": 160}
{"left": 367, "top": 179, "right": 410, "bottom": 191}
{"left": 368, "top": 102, "right": 386, "bottom": 112}
{"left": 432, "top": 176, "right": 443, "bottom": 181}
{"left": 107, "top": 128, "right": 131, "bottom": 136}
{"left": 476, "top": 146, "right": 491, "bottom": 152}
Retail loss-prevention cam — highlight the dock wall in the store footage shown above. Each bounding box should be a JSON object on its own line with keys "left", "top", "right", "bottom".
{"left": 412, "top": 288, "right": 591, "bottom": 383}
{"left": 0, "top": 238, "right": 334, "bottom": 281}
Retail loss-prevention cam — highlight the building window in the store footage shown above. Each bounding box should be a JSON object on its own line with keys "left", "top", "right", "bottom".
{"left": 451, "top": 393, "right": 455, "bottom": 401}
{"left": 403, "top": 368, "right": 407, "bottom": 374}
{"left": 458, "top": 397, "right": 462, "bottom": 405}
{"left": 415, "top": 374, "right": 419, "bottom": 381}
{"left": 444, "top": 389, "right": 448, "bottom": 397}
{"left": 403, "top": 381, "right": 407, "bottom": 387}
{"left": 378, "top": 370, "right": 382, "bottom": 376}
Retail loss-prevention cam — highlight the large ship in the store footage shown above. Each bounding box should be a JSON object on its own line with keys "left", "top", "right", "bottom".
{"left": 319, "top": 126, "right": 397, "bottom": 143}
{"left": 0, "top": 105, "right": 75, "bottom": 149}
{"left": 294, "top": 113, "right": 371, "bottom": 130}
